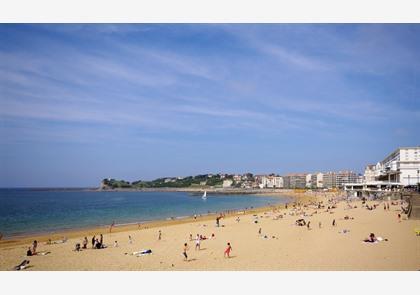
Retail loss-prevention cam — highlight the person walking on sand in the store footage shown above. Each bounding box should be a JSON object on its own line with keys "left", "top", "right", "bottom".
{"left": 128, "top": 235, "right": 133, "bottom": 244}
{"left": 307, "top": 221, "right": 311, "bottom": 230}
{"left": 91, "top": 235, "right": 96, "bottom": 249}
{"left": 183, "top": 243, "right": 189, "bottom": 261}
{"left": 109, "top": 221, "right": 115, "bottom": 233}
{"left": 332, "top": 219, "right": 336, "bottom": 227}
{"left": 32, "top": 240, "right": 38, "bottom": 255}
{"left": 258, "top": 228, "right": 262, "bottom": 235}
{"left": 100, "top": 234, "right": 103, "bottom": 246}
{"left": 158, "top": 230, "right": 162, "bottom": 240}
{"left": 195, "top": 234, "right": 201, "bottom": 250}
{"left": 224, "top": 242, "right": 232, "bottom": 258}
{"left": 398, "top": 213, "right": 401, "bottom": 222}
{"left": 82, "top": 237, "right": 88, "bottom": 249}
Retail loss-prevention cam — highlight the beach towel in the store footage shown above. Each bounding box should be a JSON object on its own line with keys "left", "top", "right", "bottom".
{"left": 130, "top": 249, "right": 152, "bottom": 256}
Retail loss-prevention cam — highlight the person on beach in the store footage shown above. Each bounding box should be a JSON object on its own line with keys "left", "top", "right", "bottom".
{"left": 82, "top": 237, "right": 88, "bottom": 249}
{"left": 307, "top": 221, "right": 311, "bottom": 230}
{"left": 194, "top": 214, "right": 197, "bottom": 220}
{"left": 224, "top": 242, "right": 232, "bottom": 258}
{"left": 398, "top": 213, "right": 401, "bottom": 222}
{"left": 189, "top": 234, "right": 193, "bottom": 241}
{"left": 183, "top": 243, "right": 189, "bottom": 261}
{"left": 32, "top": 240, "right": 38, "bottom": 255}
{"left": 332, "top": 219, "right": 336, "bottom": 227}
{"left": 318, "top": 222, "right": 322, "bottom": 229}
{"left": 100, "top": 234, "right": 103, "bottom": 245}
{"left": 216, "top": 217, "right": 220, "bottom": 227}
{"left": 158, "top": 230, "right": 162, "bottom": 240}
{"left": 109, "top": 221, "right": 115, "bottom": 233}
{"left": 129, "top": 235, "right": 133, "bottom": 244}
{"left": 26, "top": 247, "right": 32, "bottom": 256}
{"left": 195, "top": 234, "right": 201, "bottom": 250}
{"left": 236, "top": 217, "right": 240, "bottom": 222}
{"left": 258, "top": 228, "right": 262, "bottom": 235}
{"left": 91, "top": 235, "right": 96, "bottom": 249}
{"left": 364, "top": 233, "right": 377, "bottom": 243}
{"left": 114, "top": 241, "right": 119, "bottom": 247}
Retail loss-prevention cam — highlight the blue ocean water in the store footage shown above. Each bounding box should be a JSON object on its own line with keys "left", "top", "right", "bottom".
{"left": 0, "top": 189, "right": 289, "bottom": 237}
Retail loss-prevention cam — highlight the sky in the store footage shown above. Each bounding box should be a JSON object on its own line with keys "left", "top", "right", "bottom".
{"left": 0, "top": 24, "right": 419, "bottom": 187}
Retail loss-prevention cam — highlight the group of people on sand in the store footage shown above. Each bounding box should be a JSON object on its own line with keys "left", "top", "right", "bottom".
{"left": 182, "top": 241, "right": 232, "bottom": 261}
{"left": 26, "top": 240, "right": 50, "bottom": 256}
{"left": 86, "top": 234, "right": 105, "bottom": 250}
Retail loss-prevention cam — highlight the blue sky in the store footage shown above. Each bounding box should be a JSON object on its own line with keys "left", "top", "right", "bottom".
{"left": 0, "top": 24, "right": 419, "bottom": 187}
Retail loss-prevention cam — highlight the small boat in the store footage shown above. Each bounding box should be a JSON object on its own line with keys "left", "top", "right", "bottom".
{"left": 202, "top": 191, "right": 207, "bottom": 200}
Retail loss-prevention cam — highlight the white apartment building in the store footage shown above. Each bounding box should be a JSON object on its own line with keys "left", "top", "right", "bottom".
{"left": 261, "top": 176, "right": 283, "bottom": 188}
{"left": 316, "top": 172, "right": 324, "bottom": 188}
{"left": 336, "top": 171, "right": 358, "bottom": 188}
{"left": 306, "top": 174, "right": 312, "bottom": 188}
{"left": 374, "top": 147, "right": 420, "bottom": 186}
{"left": 364, "top": 165, "right": 376, "bottom": 182}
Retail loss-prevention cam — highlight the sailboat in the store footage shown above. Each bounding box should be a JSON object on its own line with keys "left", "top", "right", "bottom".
{"left": 202, "top": 191, "right": 207, "bottom": 200}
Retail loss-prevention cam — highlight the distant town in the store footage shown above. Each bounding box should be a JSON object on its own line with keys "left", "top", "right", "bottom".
{"left": 101, "top": 146, "right": 420, "bottom": 193}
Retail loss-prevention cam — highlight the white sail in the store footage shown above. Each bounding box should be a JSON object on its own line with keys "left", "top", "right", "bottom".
{"left": 202, "top": 191, "right": 207, "bottom": 200}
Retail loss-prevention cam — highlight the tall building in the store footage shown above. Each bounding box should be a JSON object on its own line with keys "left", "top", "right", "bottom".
{"left": 364, "top": 165, "right": 376, "bottom": 182}
{"left": 374, "top": 147, "right": 420, "bottom": 186}
{"left": 316, "top": 172, "right": 324, "bottom": 188}
{"left": 306, "top": 174, "right": 312, "bottom": 188}
{"left": 323, "top": 172, "right": 336, "bottom": 188}
{"left": 284, "top": 173, "right": 307, "bottom": 189}
{"left": 309, "top": 172, "right": 324, "bottom": 188}
{"left": 336, "top": 171, "right": 358, "bottom": 188}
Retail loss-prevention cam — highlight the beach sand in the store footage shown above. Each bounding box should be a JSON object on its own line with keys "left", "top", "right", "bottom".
{"left": 1, "top": 193, "right": 419, "bottom": 270}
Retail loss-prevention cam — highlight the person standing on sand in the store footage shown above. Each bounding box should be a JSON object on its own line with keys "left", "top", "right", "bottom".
{"left": 91, "top": 235, "right": 96, "bottom": 249}
{"left": 332, "top": 219, "right": 336, "bottom": 227}
{"left": 158, "top": 230, "right": 162, "bottom": 240}
{"left": 258, "top": 228, "right": 262, "bottom": 235}
{"left": 189, "top": 234, "right": 193, "bottom": 241}
{"left": 224, "top": 242, "right": 232, "bottom": 258}
{"left": 32, "top": 240, "right": 38, "bottom": 255}
{"left": 307, "top": 221, "right": 311, "bottom": 230}
{"left": 129, "top": 235, "right": 133, "bottom": 244}
{"left": 100, "top": 234, "right": 103, "bottom": 246}
{"left": 183, "top": 243, "right": 189, "bottom": 261}
{"left": 82, "top": 237, "right": 88, "bottom": 249}
{"left": 195, "top": 234, "right": 201, "bottom": 250}
{"left": 398, "top": 213, "right": 401, "bottom": 222}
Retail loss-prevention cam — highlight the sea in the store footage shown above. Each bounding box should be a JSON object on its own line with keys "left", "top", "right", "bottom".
{"left": 0, "top": 189, "right": 290, "bottom": 238}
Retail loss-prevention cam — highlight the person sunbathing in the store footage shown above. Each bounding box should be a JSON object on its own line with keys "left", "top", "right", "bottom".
{"left": 14, "top": 259, "right": 30, "bottom": 271}
{"left": 364, "top": 233, "right": 377, "bottom": 243}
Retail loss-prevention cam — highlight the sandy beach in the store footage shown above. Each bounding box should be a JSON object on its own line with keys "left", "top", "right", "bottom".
{"left": 1, "top": 192, "right": 419, "bottom": 271}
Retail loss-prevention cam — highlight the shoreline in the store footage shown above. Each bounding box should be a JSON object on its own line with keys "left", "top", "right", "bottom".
{"left": 0, "top": 191, "right": 312, "bottom": 247}
{"left": 1, "top": 190, "right": 416, "bottom": 270}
